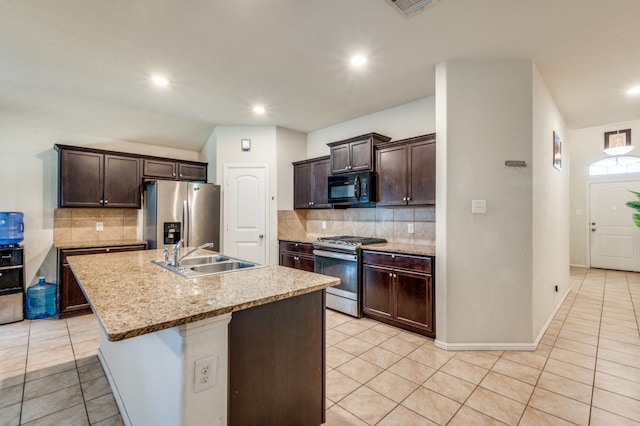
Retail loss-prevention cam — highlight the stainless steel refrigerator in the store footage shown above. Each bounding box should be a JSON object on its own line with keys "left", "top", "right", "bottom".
{"left": 143, "top": 180, "right": 221, "bottom": 250}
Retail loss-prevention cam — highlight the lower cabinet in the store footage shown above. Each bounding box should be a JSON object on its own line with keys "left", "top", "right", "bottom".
{"left": 362, "top": 250, "right": 434, "bottom": 337}
{"left": 58, "top": 244, "right": 147, "bottom": 319}
{"left": 279, "top": 240, "right": 315, "bottom": 272}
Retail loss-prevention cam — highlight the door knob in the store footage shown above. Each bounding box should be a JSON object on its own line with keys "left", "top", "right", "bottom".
{"left": 259, "top": 234, "right": 264, "bottom": 238}
{"left": 591, "top": 228, "right": 596, "bottom": 232}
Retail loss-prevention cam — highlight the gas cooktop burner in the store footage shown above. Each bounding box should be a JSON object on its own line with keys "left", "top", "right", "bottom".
{"left": 314, "top": 235, "right": 387, "bottom": 250}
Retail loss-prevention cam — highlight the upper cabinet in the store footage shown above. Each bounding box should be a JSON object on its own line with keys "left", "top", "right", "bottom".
{"left": 58, "top": 147, "right": 141, "bottom": 208}
{"left": 375, "top": 134, "right": 436, "bottom": 206}
{"left": 328, "top": 133, "right": 391, "bottom": 174}
{"left": 293, "top": 156, "right": 332, "bottom": 209}
{"left": 56, "top": 144, "right": 209, "bottom": 209}
{"left": 142, "top": 159, "right": 207, "bottom": 182}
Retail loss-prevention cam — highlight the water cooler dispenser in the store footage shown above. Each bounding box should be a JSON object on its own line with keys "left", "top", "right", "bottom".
{"left": 0, "top": 212, "right": 25, "bottom": 324}
{"left": 0, "top": 246, "right": 24, "bottom": 324}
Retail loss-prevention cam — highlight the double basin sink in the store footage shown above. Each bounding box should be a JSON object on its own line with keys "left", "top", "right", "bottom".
{"left": 152, "top": 254, "right": 264, "bottom": 279}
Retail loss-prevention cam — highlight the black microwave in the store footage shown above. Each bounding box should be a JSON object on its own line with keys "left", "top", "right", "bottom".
{"left": 327, "top": 171, "right": 376, "bottom": 205}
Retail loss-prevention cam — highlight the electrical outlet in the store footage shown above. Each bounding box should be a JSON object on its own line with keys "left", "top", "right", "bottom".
{"left": 322, "top": 221, "right": 327, "bottom": 230}
{"left": 194, "top": 356, "right": 216, "bottom": 393}
{"left": 407, "top": 223, "right": 414, "bottom": 234}
{"left": 96, "top": 222, "right": 103, "bottom": 231}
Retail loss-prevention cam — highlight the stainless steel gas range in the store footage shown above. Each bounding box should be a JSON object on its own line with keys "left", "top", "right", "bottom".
{"left": 313, "top": 235, "right": 386, "bottom": 317}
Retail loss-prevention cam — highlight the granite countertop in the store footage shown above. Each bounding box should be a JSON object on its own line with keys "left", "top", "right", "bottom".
{"left": 361, "top": 242, "right": 436, "bottom": 256}
{"left": 67, "top": 249, "right": 339, "bottom": 342}
{"left": 54, "top": 239, "right": 147, "bottom": 250}
{"left": 278, "top": 234, "right": 435, "bottom": 256}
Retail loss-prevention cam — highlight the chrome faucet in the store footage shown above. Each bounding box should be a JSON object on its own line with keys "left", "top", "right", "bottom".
{"left": 176, "top": 242, "right": 214, "bottom": 267}
{"left": 171, "top": 239, "right": 185, "bottom": 267}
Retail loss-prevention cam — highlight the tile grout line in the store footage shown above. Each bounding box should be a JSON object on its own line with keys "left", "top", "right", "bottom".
{"left": 66, "top": 318, "right": 93, "bottom": 425}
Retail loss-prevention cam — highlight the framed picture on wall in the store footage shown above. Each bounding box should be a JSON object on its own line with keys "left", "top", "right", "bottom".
{"left": 553, "top": 131, "right": 562, "bottom": 171}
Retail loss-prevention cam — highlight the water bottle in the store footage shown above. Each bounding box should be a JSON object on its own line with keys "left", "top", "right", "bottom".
{"left": 26, "top": 277, "right": 57, "bottom": 319}
{"left": 0, "top": 212, "right": 24, "bottom": 245}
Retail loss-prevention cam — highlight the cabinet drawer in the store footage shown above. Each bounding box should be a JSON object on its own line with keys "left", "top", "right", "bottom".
{"left": 279, "top": 241, "right": 314, "bottom": 255}
{"left": 362, "top": 251, "right": 431, "bottom": 273}
{"left": 61, "top": 245, "right": 146, "bottom": 264}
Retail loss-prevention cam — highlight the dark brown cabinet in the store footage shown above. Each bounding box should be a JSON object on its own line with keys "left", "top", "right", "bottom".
{"left": 375, "top": 134, "right": 436, "bottom": 206}
{"left": 58, "top": 244, "right": 146, "bottom": 318}
{"left": 58, "top": 147, "right": 141, "bottom": 208}
{"left": 293, "top": 156, "right": 332, "bottom": 209}
{"left": 142, "top": 159, "right": 207, "bottom": 181}
{"left": 229, "top": 290, "right": 325, "bottom": 425}
{"left": 362, "top": 250, "right": 434, "bottom": 337}
{"left": 279, "top": 240, "right": 315, "bottom": 272}
{"left": 328, "top": 133, "right": 391, "bottom": 174}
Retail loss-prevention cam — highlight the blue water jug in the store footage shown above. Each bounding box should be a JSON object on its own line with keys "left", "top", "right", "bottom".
{"left": 26, "top": 277, "right": 57, "bottom": 319}
{"left": 0, "top": 212, "right": 24, "bottom": 245}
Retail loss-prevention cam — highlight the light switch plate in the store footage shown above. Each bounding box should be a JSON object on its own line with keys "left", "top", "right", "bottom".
{"left": 322, "top": 221, "right": 327, "bottom": 229}
{"left": 472, "top": 200, "right": 487, "bottom": 214}
{"left": 96, "top": 222, "right": 104, "bottom": 231}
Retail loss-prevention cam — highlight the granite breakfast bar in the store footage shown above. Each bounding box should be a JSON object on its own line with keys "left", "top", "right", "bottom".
{"left": 67, "top": 248, "right": 339, "bottom": 426}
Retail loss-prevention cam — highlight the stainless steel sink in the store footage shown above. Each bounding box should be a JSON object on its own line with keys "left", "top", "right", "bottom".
{"left": 191, "top": 261, "right": 257, "bottom": 274}
{"left": 152, "top": 255, "right": 264, "bottom": 278}
{"left": 178, "top": 255, "right": 230, "bottom": 267}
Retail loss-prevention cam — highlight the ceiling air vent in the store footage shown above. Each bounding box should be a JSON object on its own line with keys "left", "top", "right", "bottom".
{"left": 388, "top": 0, "right": 438, "bottom": 16}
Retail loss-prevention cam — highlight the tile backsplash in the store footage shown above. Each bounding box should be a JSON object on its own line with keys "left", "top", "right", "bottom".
{"left": 278, "top": 207, "right": 435, "bottom": 245}
{"left": 54, "top": 208, "right": 138, "bottom": 245}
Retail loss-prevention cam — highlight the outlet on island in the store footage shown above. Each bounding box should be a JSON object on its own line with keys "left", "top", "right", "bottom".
{"left": 96, "top": 222, "right": 103, "bottom": 231}
{"left": 194, "top": 355, "right": 216, "bottom": 393}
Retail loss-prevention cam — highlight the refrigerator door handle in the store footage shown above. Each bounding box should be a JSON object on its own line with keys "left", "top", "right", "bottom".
{"left": 183, "top": 200, "right": 189, "bottom": 247}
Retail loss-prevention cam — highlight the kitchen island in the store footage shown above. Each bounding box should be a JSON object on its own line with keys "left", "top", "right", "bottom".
{"left": 67, "top": 248, "right": 339, "bottom": 426}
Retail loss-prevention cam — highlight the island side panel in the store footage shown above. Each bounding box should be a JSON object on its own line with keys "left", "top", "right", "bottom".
{"left": 228, "top": 290, "right": 326, "bottom": 426}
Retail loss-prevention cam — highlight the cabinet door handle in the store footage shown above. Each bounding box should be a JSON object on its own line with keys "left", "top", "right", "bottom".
{"left": 402, "top": 197, "right": 406, "bottom": 201}
{"left": 407, "top": 197, "right": 411, "bottom": 201}
{"left": 389, "top": 272, "right": 393, "bottom": 277}
{"left": 104, "top": 200, "right": 109, "bottom": 205}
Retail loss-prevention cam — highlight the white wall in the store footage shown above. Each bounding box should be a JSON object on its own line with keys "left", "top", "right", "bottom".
{"left": 306, "top": 97, "right": 436, "bottom": 157}
{"left": 0, "top": 123, "right": 200, "bottom": 287}
{"left": 275, "top": 127, "right": 307, "bottom": 210}
{"left": 569, "top": 119, "right": 640, "bottom": 267}
{"left": 531, "top": 65, "right": 570, "bottom": 335}
{"left": 436, "top": 60, "right": 535, "bottom": 348}
{"left": 201, "top": 126, "right": 281, "bottom": 265}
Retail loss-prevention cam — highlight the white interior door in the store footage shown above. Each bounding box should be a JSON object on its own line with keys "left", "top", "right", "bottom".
{"left": 223, "top": 164, "right": 268, "bottom": 264}
{"left": 590, "top": 180, "right": 640, "bottom": 271}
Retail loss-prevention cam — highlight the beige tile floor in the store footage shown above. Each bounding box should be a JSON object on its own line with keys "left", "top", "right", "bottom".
{"left": 324, "top": 267, "right": 640, "bottom": 425}
{"left": 3, "top": 267, "right": 640, "bottom": 425}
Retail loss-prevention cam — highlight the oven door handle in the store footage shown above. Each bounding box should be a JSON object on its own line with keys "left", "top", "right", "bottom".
{"left": 313, "top": 249, "right": 358, "bottom": 262}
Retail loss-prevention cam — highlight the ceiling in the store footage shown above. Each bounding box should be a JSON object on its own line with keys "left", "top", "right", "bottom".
{"left": 2, "top": 0, "right": 640, "bottom": 151}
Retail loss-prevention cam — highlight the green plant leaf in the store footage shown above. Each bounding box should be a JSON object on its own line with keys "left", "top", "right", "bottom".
{"left": 626, "top": 201, "right": 640, "bottom": 211}
{"left": 634, "top": 213, "right": 640, "bottom": 228}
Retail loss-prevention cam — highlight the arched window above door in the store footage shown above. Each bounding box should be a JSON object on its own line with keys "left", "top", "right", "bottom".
{"left": 588, "top": 156, "right": 640, "bottom": 176}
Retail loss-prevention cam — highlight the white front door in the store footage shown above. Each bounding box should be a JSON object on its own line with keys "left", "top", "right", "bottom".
{"left": 590, "top": 180, "right": 640, "bottom": 271}
{"left": 223, "top": 164, "right": 268, "bottom": 264}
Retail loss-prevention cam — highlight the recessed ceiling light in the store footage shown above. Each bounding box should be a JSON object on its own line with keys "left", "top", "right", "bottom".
{"left": 253, "top": 105, "right": 266, "bottom": 114}
{"left": 350, "top": 55, "right": 367, "bottom": 68}
{"left": 627, "top": 86, "right": 640, "bottom": 95}
{"left": 151, "top": 74, "right": 170, "bottom": 87}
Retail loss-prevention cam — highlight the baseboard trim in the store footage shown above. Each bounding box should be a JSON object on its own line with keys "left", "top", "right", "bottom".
{"left": 434, "top": 288, "right": 571, "bottom": 352}
{"left": 570, "top": 263, "right": 588, "bottom": 268}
